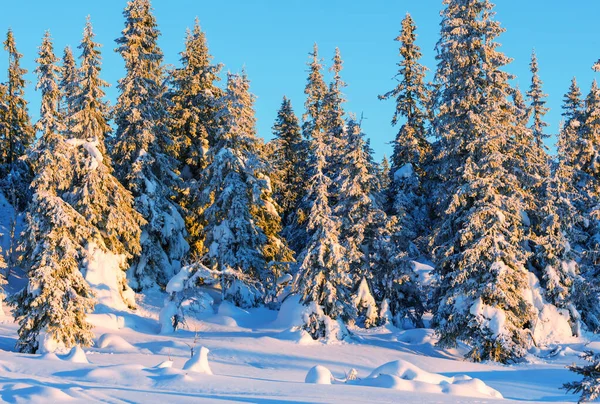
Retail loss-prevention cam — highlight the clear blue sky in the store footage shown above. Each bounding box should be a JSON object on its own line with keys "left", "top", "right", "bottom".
{"left": 1, "top": 1, "right": 599, "bottom": 160}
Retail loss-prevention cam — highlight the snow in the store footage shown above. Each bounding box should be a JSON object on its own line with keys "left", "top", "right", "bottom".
{"left": 305, "top": 365, "right": 333, "bottom": 384}
{"left": 182, "top": 346, "right": 213, "bottom": 374}
{"left": 84, "top": 243, "right": 135, "bottom": 311}
{"left": 66, "top": 138, "right": 104, "bottom": 170}
{"left": 64, "top": 346, "right": 89, "bottom": 364}
{"left": 470, "top": 297, "right": 507, "bottom": 339}
{"left": 0, "top": 292, "right": 590, "bottom": 403}
{"left": 523, "top": 272, "right": 575, "bottom": 345}
{"left": 394, "top": 163, "right": 414, "bottom": 181}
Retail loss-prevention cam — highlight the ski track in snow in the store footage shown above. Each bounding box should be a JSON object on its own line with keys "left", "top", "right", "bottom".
{"left": 0, "top": 290, "right": 588, "bottom": 404}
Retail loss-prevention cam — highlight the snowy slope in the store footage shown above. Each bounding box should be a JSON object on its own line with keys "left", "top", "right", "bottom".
{"left": 0, "top": 291, "right": 587, "bottom": 404}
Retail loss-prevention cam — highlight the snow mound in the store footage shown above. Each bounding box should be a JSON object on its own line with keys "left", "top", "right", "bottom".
{"left": 64, "top": 346, "right": 89, "bottom": 364}
{"left": 523, "top": 272, "right": 575, "bottom": 345}
{"left": 182, "top": 346, "right": 213, "bottom": 374}
{"left": 397, "top": 329, "right": 435, "bottom": 345}
{"left": 154, "top": 360, "right": 173, "bottom": 369}
{"left": 272, "top": 295, "right": 305, "bottom": 329}
{"left": 305, "top": 365, "right": 333, "bottom": 384}
{"left": 276, "top": 329, "right": 317, "bottom": 345}
{"left": 1, "top": 384, "right": 74, "bottom": 403}
{"left": 354, "top": 360, "right": 502, "bottom": 399}
{"left": 97, "top": 333, "right": 137, "bottom": 352}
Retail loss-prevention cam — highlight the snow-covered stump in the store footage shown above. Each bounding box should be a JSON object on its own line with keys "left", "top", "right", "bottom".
{"left": 305, "top": 365, "right": 333, "bottom": 384}
{"left": 183, "top": 346, "right": 213, "bottom": 375}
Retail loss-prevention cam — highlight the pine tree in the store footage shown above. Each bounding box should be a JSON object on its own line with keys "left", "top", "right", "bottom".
{"left": 270, "top": 96, "right": 307, "bottom": 239}
{"left": 199, "top": 73, "right": 292, "bottom": 307}
{"left": 112, "top": 0, "right": 188, "bottom": 290}
{"left": 430, "top": 0, "right": 535, "bottom": 363}
{"left": 64, "top": 19, "right": 144, "bottom": 309}
{"left": 526, "top": 51, "right": 549, "bottom": 148}
{"left": 11, "top": 31, "right": 95, "bottom": 353}
{"left": 379, "top": 13, "right": 431, "bottom": 251}
{"left": 1, "top": 29, "right": 34, "bottom": 171}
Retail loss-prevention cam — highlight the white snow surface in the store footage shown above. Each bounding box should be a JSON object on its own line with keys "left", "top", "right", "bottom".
{"left": 0, "top": 288, "right": 591, "bottom": 403}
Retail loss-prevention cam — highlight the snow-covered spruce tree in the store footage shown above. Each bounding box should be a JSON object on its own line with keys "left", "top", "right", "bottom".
{"left": 322, "top": 48, "right": 348, "bottom": 193}
{"left": 0, "top": 29, "right": 34, "bottom": 210}
{"left": 286, "top": 44, "right": 329, "bottom": 253}
{"left": 563, "top": 351, "right": 600, "bottom": 403}
{"left": 379, "top": 155, "right": 391, "bottom": 194}
{"left": 526, "top": 51, "right": 549, "bottom": 148}
{"left": 112, "top": 0, "right": 188, "bottom": 290}
{"left": 59, "top": 46, "right": 78, "bottom": 136}
{"left": 1, "top": 29, "right": 34, "bottom": 171}
{"left": 199, "top": 73, "right": 292, "bottom": 307}
{"left": 558, "top": 78, "right": 584, "bottom": 167}
{"left": 293, "top": 91, "right": 354, "bottom": 340}
{"left": 168, "top": 19, "right": 222, "bottom": 258}
{"left": 11, "top": 31, "right": 96, "bottom": 354}
{"left": 335, "top": 118, "right": 392, "bottom": 328}
{"left": 430, "top": 0, "right": 535, "bottom": 363}
{"left": 64, "top": 19, "right": 144, "bottom": 310}
{"left": 379, "top": 13, "right": 431, "bottom": 251}
{"left": 269, "top": 96, "right": 308, "bottom": 240}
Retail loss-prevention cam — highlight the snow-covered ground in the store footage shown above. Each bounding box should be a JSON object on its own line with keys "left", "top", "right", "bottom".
{"left": 0, "top": 288, "right": 589, "bottom": 403}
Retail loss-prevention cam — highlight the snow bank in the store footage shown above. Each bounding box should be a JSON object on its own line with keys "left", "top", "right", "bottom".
{"left": 271, "top": 295, "right": 305, "bottom": 329}
{"left": 84, "top": 243, "right": 135, "bottom": 311}
{"left": 97, "top": 333, "right": 136, "bottom": 352}
{"left": 523, "top": 272, "right": 575, "bottom": 345}
{"left": 1, "top": 384, "right": 75, "bottom": 403}
{"left": 182, "top": 346, "right": 213, "bottom": 374}
{"left": 305, "top": 365, "right": 333, "bottom": 384}
{"left": 64, "top": 346, "right": 89, "bottom": 364}
{"left": 353, "top": 360, "right": 502, "bottom": 399}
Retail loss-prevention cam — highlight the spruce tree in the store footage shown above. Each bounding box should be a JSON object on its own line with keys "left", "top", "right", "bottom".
{"left": 379, "top": 155, "right": 391, "bottom": 192}
{"left": 270, "top": 96, "right": 307, "bottom": 239}
{"left": 11, "top": 32, "right": 95, "bottom": 353}
{"left": 286, "top": 44, "right": 328, "bottom": 253}
{"left": 379, "top": 13, "right": 431, "bottom": 251}
{"left": 168, "top": 19, "right": 222, "bottom": 258}
{"left": 430, "top": 0, "right": 535, "bottom": 363}
{"left": 59, "top": 46, "right": 78, "bottom": 135}
{"left": 559, "top": 78, "right": 584, "bottom": 167}
{"left": 112, "top": 0, "right": 188, "bottom": 290}
{"left": 526, "top": 51, "right": 550, "bottom": 148}
{"left": 199, "top": 73, "right": 292, "bottom": 307}
{"left": 294, "top": 96, "right": 353, "bottom": 340}
{"left": 65, "top": 19, "right": 144, "bottom": 309}
{"left": 1, "top": 29, "right": 34, "bottom": 171}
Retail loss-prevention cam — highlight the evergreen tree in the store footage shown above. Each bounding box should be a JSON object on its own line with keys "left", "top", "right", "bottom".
{"left": 287, "top": 44, "right": 328, "bottom": 253}
{"left": 294, "top": 97, "right": 353, "bottom": 339}
{"left": 379, "top": 154, "right": 391, "bottom": 192}
{"left": 270, "top": 96, "right": 307, "bottom": 239}
{"left": 379, "top": 13, "right": 431, "bottom": 251}
{"left": 168, "top": 19, "right": 222, "bottom": 258}
{"left": 11, "top": 32, "right": 95, "bottom": 353}
{"left": 559, "top": 78, "right": 584, "bottom": 167}
{"left": 59, "top": 46, "right": 79, "bottom": 138}
{"left": 526, "top": 51, "right": 550, "bottom": 148}
{"left": 1, "top": 29, "right": 34, "bottom": 171}
{"left": 112, "top": 0, "right": 188, "bottom": 290}
{"left": 199, "top": 73, "right": 292, "bottom": 307}
{"left": 430, "top": 0, "right": 535, "bottom": 363}
{"left": 65, "top": 19, "right": 144, "bottom": 309}
{"left": 563, "top": 351, "right": 600, "bottom": 403}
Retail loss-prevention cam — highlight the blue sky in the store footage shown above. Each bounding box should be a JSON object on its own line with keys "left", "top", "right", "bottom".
{"left": 1, "top": 1, "right": 599, "bottom": 160}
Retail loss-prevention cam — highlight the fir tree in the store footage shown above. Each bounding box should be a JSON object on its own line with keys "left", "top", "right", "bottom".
{"left": 168, "top": 19, "right": 222, "bottom": 258}
{"left": 563, "top": 351, "right": 600, "bottom": 403}
{"left": 59, "top": 46, "right": 78, "bottom": 133}
{"left": 379, "top": 154, "right": 391, "bottom": 192}
{"left": 287, "top": 44, "right": 328, "bottom": 253}
{"left": 526, "top": 51, "right": 550, "bottom": 148}
{"left": 379, "top": 13, "right": 431, "bottom": 251}
{"left": 270, "top": 96, "right": 307, "bottom": 239}
{"left": 112, "top": 0, "right": 188, "bottom": 290}
{"left": 430, "top": 0, "right": 535, "bottom": 363}
{"left": 1, "top": 29, "right": 34, "bottom": 171}
{"left": 294, "top": 97, "right": 353, "bottom": 339}
{"left": 559, "top": 78, "right": 584, "bottom": 167}
{"left": 11, "top": 31, "right": 95, "bottom": 353}
{"left": 199, "top": 73, "right": 292, "bottom": 307}
{"left": 65, "top": 19, "right": 144, "bottom": 309}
